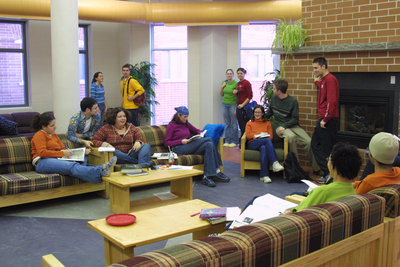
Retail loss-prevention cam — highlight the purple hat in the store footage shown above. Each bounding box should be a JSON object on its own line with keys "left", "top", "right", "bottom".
{"left": 174, "top": 106, "right": 189, "bottom": 115}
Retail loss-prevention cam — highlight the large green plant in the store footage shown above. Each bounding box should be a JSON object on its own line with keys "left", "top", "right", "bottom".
{"left": 259, "top": 70, "right": 280, "bottom": 108}
{"left": 272, "top": 19, "right": 307, "bottom": 77}
{"left": 125, "top": 61, "right": 158, "bottom": 121}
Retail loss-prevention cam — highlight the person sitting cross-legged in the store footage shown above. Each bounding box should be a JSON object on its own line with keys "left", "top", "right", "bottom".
{"left": 293, "top": 142, "right": 362, "bottom": 211}
{"left": 354, "top": 132, "right": 400, "bottom": 194}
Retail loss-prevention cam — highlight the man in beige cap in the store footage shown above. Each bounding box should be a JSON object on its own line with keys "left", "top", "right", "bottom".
{"left": 354, "top": 132, "right": 400, "bottom": 194}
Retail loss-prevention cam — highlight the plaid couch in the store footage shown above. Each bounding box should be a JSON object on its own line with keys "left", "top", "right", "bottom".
{"left": 0, "top": 134, "right": 89, "bottom": 197}
{"left": 112, "top": 194, "right": 385, "bottom": 267}
{"left": 137, "top": 125, "right": 222, "bottom": 167}
{"left": 370, "top": 183, "right": 400, "bottom": 218}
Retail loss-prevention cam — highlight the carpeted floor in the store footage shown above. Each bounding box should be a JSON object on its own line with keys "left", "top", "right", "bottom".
{"left": 0, "top": 161, "right": 307, "bottom": 267}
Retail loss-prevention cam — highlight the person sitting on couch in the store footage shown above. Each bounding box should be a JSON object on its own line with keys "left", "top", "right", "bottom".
{"left": 31, "top": 112, "right": 117, "bottom": 183}
{"left": 294, "top": 142, "right": 362, "bottom": 211}
{"left": 92, "top": 107, "right": 151, "bottom": 166}
{"left": 164, "top": 106, "right": 230, "bottom": 187}
{"left": 354, "top": 132, "right": 400, "bottom": 194}
{"left": 67, "top": 97, "right": 102, "bottom": 147}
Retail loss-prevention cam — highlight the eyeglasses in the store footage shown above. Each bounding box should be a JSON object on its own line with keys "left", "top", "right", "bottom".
{"left": 254, "top": 111, "right": 263, "bottom": 114}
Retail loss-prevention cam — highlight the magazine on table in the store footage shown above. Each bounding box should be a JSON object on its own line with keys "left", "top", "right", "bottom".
{"left": 229, "top": 193, "right": 297, "bottom": 229}
{"left": 121, "top": 164, "right": 142, "bottom": 174}
{"left": 152, "top": 152, "right": 178, "bottom": 159}
{"left": 189, "top": 130, "right": 207, "bottom": 141}
{"left": 58, "top": 147, "right": 85, "bottom": 162}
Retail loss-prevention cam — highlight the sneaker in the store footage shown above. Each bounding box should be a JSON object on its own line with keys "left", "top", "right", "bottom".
{"left": 262, "top": 176, "right": 272, "bottom": 183}
{"left": 101, "top": 156, "right": 117, "bottom": 177}
{"left": 213, "top": 172, "right": 231, "bottom": 182}
{"left": 223, "top": 143, "right": 230, "bottom": 147}
{"left": 272, "top": 161, "right": 284, "bottom": 172}
{"left": 316, "top": 174, "right": 331, "bottom": 184}
{"left": 228, "top": 143, "right": 237, "bottom": 147}
{"left": 202, "top": 176, "right": 216, "bottom": 187}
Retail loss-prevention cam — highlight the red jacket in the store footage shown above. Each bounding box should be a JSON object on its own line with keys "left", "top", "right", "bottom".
{"left": 236, "top": 79, "right": 253, "bottom": 105}
{"left": 315, "top": 72, "right": 339, "bottom": 123}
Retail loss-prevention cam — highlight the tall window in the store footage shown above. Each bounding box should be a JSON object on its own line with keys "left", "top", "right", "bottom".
{"left": 239, "top": 24, "right": 278, "bottom": 104}
{"left": 0, "top": 21, "right": 27, "bottom": 107}
{"left": 79, "top": 25, "right": 89, "bottom": 99}
{"left": 151, "top": 25, "right": 188, "bottom": 125}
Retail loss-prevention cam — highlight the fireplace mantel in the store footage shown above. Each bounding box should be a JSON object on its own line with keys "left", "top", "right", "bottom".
{"left": 272, "top": 41, "right": 400, "bottom": 55}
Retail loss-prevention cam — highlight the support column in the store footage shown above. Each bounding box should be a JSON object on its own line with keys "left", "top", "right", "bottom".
{"left": 51, "top": 0, "right": 80, "bottom": 133}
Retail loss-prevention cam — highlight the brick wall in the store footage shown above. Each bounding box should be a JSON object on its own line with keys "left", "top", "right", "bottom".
{"left": 283, "top": 0, "right": 400, "bottom": 168}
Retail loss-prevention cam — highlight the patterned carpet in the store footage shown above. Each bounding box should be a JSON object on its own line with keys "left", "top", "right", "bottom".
{"left": 0, "top": 161, "right": 307, "bottom": 267}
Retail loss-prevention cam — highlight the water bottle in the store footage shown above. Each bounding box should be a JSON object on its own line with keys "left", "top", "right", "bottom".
{"left": 168, "top": 147, "right": 175, "bottom": 166}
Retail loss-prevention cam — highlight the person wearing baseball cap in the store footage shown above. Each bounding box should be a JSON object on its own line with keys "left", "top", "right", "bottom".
{"left": 354, "top": 132, "right": 400, "bottom": 194}
{"left": 164, "top": 106, "right": 230, "bottom": 187}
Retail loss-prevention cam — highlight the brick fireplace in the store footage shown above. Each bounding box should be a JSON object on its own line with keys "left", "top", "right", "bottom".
{"left": 278, "top": 0, "right": 400, "bottom": 167}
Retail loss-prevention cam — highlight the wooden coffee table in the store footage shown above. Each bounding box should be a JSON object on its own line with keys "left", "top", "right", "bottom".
{"left": 87, "top": 199, "right": 226, "bottom": 266}
{"left": 103, "top": 169, "right": 203, "bottom": 213}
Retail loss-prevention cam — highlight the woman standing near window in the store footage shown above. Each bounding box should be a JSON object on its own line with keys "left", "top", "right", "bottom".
{"left": 90, "top": 72, "right": 107, "bottom": 124}
{"left": 234, "top": 67, "right": 253, "bottom": 138}
{"left": 220, "top": 69, "right": 238, "bottom": 147}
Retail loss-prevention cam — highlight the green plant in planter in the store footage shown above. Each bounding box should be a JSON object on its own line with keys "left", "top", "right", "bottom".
{"left": 259, "top": 70, "right": 280, "bottom": 109}
{"left": 125, "top": 61, "right": 159, "bottom": 121}
{"left": 272, "top": 19, "right": 307, "bottom": 77}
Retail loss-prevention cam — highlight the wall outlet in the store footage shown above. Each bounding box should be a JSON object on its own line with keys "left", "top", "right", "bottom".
{"left": 390, "top": 76, "right": 396, "bottom": 84}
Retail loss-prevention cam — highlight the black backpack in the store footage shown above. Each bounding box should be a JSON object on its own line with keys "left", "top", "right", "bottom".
{"left": 284, "top": 152, "right": 310, "bottom": 183}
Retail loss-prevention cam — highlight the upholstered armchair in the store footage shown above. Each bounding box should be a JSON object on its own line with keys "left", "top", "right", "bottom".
{"left": 240, "top": 133, "right": 288, "bottom": 177}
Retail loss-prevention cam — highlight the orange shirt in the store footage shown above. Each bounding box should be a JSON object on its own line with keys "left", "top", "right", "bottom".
{"left": 245, "top": 119, "right": 273, "bottom": 141}
{"left": 354, "top": 167, "right": 400, "bottom": 194}
{"left": 31, "top": 130, "right": 66, "bottom": 159}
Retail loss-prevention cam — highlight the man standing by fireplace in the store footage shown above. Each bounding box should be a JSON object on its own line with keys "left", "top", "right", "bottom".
{"left": 311, "top": 57, "right": 339, "bottom": 184}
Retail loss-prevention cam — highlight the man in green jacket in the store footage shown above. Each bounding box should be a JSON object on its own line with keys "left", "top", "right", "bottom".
{"left": 266, "top": 79, "right": 320, "bottom": 174}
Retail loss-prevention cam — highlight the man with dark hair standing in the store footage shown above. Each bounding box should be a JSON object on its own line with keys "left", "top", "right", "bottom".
{"left": 311, "top": 57, "right": 339, "bottom": 184}
{"left": 68, "top": 97, "right": 102, "bottom": 147}
{"left": 120, "top": 64, "right": 145, "bottom": 126}
{"left": 266, "top": 79, "right": 320, "bottom": 173}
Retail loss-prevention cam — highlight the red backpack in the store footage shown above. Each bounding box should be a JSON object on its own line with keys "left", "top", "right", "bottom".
{"left": 126, "top": 77, "right": 146, "bottom": 106}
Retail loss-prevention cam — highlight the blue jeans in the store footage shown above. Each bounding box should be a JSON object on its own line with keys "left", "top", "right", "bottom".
{"left": 172, "top": 137, "right": 222, "bottom": 177}
{"left": 98, "top": 102, "right": 106, "bottom": 124}
{"left": 35, "top": 157, "right": 102, "bottom": 183}
{"left": 247, "top": 138, "right": 278, "bottom": 177}
{"left": 127, "top": 108, "right": 139, "bottom": 126}
{"left": 113, "top": 143, "right": 151, "bottom": 166}
{"left": 222, "top": 103, "right": 238, "bottom": 144}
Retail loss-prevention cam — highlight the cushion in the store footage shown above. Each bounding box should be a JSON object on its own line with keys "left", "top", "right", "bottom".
{"left": 203, "top": 124, "right": 225, "bottom": 145}
{"left": 12, "top": 112, "right": 39, "bottom": 131}
{"left": 369, "top": 183, "right": 400, "bottom": 218}
{"left": 0, "top": 115, "right": 18, "bottom": 135}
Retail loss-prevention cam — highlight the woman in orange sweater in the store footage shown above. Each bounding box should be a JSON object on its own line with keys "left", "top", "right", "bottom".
{"left": 31, "top": 112, "right": 116, "bottom": 183}
{"left": 245, "top": 105, "right": 284, "bottom": 183}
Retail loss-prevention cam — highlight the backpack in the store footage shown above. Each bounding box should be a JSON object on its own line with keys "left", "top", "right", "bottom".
{"left": 126, "top": 77, "right": 146, "bottom": 106}
{"left": 283, "top": 152, "right": 310, "bottom": 183}
{"left": 243, "top": 101, "right": 258, "bottom": 121}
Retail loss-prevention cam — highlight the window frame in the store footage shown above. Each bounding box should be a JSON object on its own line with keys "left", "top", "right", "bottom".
{"left": 79, "top": 24, "right": 90, "bottom": 97}
{"left": 0, "top": 20, "right": 28, "bottom": 108}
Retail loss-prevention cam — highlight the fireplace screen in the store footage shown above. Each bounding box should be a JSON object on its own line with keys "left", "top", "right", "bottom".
{"left": 340, "top": 103, "right": 385, "bottom": 134}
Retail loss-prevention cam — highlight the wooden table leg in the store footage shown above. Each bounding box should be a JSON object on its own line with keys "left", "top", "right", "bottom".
{"left": 170, "top": 177, "right": 193, "bottom": 200}
{"left": 104, "top": 238, "right": 134, "bottom": 266}
{"left": 192, "top": 223, "right": 225, "bottom": 240}
{"left": 109, "top": 183, "right": 130, "bottom": 213}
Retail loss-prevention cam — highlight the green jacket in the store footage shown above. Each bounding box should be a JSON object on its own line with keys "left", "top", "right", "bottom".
{"left": 266, "top": 94, "right": 299, "bottom": 129}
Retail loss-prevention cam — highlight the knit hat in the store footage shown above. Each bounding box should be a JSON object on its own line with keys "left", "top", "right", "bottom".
{"left": 174, "top": 106, "right": 189, "bottom": 115}
{"left": 369, "top": 132, "right": 399, "bottom": 164}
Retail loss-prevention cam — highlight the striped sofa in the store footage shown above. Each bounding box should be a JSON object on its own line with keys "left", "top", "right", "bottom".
{"left": 0, "top": 134, "right": 106, "bottom": 208}
{"left": 112, "top": 194, "right": 385, "bottom": 267}
{"left": 136, "top": 125, "right": 223, "bottom": 169}
{"left": 370, "top": 183, "right": 400, "bottom": 218}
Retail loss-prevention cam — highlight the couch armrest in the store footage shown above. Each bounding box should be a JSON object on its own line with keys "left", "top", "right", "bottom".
{"left": 87, "top": 147, "right": 114, "bottom": 168}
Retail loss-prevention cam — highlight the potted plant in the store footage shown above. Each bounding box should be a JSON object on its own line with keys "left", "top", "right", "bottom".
{"left": 272, "top": 19, "right": 307, "bottom": 77}
{"left": 126, "top": 61, "right": 159, "bottom": 122}
{"left": 259, "top": 70, "right": 280, "bottom": 108}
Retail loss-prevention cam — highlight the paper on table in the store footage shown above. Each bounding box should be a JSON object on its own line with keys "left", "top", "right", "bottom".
{"left": 98, "top": 147, "right": 115, "bottom": 152}
{"left": 154, "top": 192, "right": 178, "bottom": 200}
{"left": 167, "top": 165, "right": 194, "bottom": 170}
{"left": 301, "top": 179, "right": 319, "bottom": 192}
{"left": 226, "top": 207, "right": 241, "bottom": 221}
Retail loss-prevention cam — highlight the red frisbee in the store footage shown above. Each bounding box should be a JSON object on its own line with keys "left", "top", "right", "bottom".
{"left": 106, "top": 214, "right": 136, "bottom": 226}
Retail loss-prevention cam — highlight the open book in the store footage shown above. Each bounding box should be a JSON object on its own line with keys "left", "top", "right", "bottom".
{"left": 254, "top": 132, "right": 270, "bottom": 139}
{"left": 58, "top": 147, "right": 85, "bottom": 162}
{"left": 229, "top": 193, "right": 297, "bottom": 229}
{"left": 189, "top": 130, "right": 207, "bottom": 141}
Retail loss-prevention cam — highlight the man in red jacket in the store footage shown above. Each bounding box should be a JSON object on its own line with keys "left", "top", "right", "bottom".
{"left": 311, "top": 57, "right": 339, "bottom": 184}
